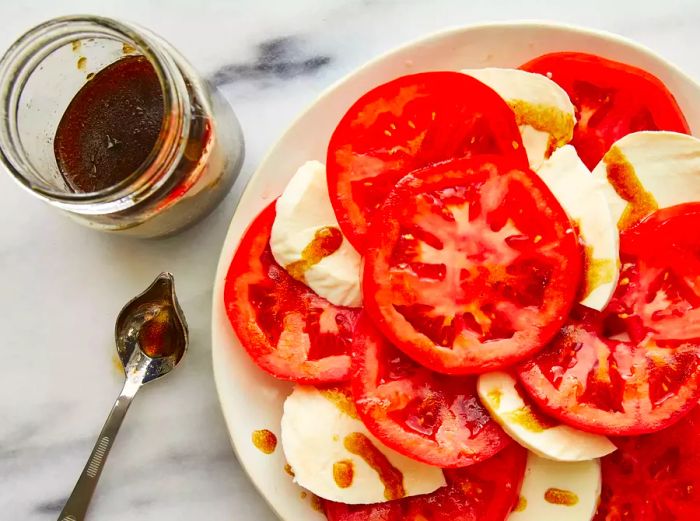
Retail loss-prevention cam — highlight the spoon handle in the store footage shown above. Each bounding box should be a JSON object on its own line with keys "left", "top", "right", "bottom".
{"left": 57, "top": 378, "right": 141, "bottom": 521}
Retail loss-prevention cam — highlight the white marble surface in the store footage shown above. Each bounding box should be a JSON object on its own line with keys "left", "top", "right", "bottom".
{"left": 0, "top": 1, "right": 698, "bottom": 519}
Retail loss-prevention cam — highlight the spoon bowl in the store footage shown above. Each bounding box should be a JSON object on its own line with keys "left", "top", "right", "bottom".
{"left": 116, "top": 272, "right": 188, "bottom": 384}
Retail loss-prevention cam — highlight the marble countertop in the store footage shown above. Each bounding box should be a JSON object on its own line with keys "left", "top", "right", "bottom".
{"left": 1, "top": 1, "right": 698, "bottom": 519}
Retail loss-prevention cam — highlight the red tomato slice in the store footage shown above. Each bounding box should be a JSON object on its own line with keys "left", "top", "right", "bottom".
{"left": 518, "top": 206, "right": 700, "bottom": 435}
{"left": 620, "top": 203, "right": 700, "bottom": 314}
{"left": 327, "top": 71, "right": 528, "bottom": 252}
{"left": 362, "top": 156, "right": 582, "bottom": 374}
{"left": 223, "top": 203, "right": 360, "bottom": 384}
{"left": 595, "top": 404, "right": 700, "bottom": 520}
{"left": 609, "top": 204, "right": 700, "bottom": 343}
{"left": 520, "top": 52, "right": 690, "bottom": 170}
{"left": 351, "top": 314, "right": 511, "bottom": 467}
{"left": 323, "top": 443, "right": 527, "bottom": 521}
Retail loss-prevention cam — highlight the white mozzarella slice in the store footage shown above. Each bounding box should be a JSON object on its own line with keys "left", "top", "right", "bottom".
{"left": 281, "top": 385, "right": 446, "bottom": 504}
{"left": 477, "top": 371, "right": 616, "bottom": 461}
{"left": 508, "top": 452, "right": 601, "bottom": 521}
{"left": 537, "top": 145, "right": 620, "bottom": 310}
{"left": 592, "top": 131, "right": 700, "bottom": 230}
{"left": 461, "top": 68, "right": 576, "bottom": 169}
{"left": 519, "top": 125, "right": 551, "bottom": 168}
{"left": 270, "top": 160, "right": 362, "bottom": 307}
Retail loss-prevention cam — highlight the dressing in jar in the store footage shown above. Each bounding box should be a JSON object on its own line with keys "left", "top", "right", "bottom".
{"left": 0, "top": 16, "right": 244, "bottom": 237}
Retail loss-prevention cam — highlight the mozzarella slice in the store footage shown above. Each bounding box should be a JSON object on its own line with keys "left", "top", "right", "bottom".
{"left": 461, "top": 68, "right": 576, "bottom": 169}
{"left": 477, "top": 371, "right": 616, "bottom": 461}
{"left": 270, "top": 160, "right": 362, "bottom": 307}
{"left": 508, "top": 452, "right": 601, "bottom": 521}
{"left": 591, "top": 131, "right": 700, "bottom": 231}
{"left": 281, "top": 385, "right": 446, "bottom": 504}
{"left": 537, "top": 145, "right": 620, "bottom": 310}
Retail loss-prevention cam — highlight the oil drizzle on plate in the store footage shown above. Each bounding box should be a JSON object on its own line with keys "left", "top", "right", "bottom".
{"left": 544, "top": 487, "right": 579, "bottom": 506}
{"left": 344, "top": 432, "right": 405, "bottom": 500}
{"left": 252, "top": 429, "right": 277, "bottom": 454}
{"left": 310, "top": 493, "right": 323, "bottom": 512}
{"left": 513, "top": 495, "right": 527, "bottom": 512}
{"left": 333, "top": 460, "right": 354, "bottom": 488}
{"left": 286, "top": 226, "right": 343, "bottom": 282}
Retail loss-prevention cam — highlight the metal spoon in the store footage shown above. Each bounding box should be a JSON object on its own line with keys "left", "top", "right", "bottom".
{"left": 57, "top": 272, "right": 188, "bottom": 521}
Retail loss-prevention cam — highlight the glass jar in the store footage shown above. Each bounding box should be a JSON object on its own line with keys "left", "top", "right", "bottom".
{"left": 0, "top": 16, "right": 244, "bottom": 238}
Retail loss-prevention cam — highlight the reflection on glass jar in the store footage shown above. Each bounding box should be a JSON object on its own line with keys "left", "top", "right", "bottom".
{"left": 0, "top": 15, "right": 244, "bottom": 238}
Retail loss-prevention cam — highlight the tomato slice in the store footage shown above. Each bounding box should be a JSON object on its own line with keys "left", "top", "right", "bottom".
{"left": 362, "top": 156, "right": 582, "bottom": 374}
{"left": 620, "top": 203, "right": 700, "bottom": 315}
{"left": 323, "top": 443, "right": 527, "bottom": 521}
{"left": 520, "top": 52, "right": 690, "bottom": 170}
{"left": 518, "top": 206, "right": 700, "bottom": 435}
{"left": 609, "top": 204, "right": 700, "bottom": 343}
{"left": 327, "top": 71, "right": 528, "bottom": 252}
{"left": 223, "top": 203, "right": 360, "bottom": 383}
{"left": 351, "top": 314, "right": 510, "bottom": 467}
{"left": 595, "top": 404, "right": 700, "bottom": 520}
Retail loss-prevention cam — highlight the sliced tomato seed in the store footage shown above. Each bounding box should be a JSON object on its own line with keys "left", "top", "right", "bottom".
{"left": 387, "top": 187, "right": 553, "bottom": 342}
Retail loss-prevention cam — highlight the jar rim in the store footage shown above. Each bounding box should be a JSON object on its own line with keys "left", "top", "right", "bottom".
{"left": 0, "top": 15, "right": 191, "bottom": 212}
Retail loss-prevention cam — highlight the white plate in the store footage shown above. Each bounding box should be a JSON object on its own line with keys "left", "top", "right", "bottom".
{"left": 211, "top": 21, "right": 700, "bottom": 521}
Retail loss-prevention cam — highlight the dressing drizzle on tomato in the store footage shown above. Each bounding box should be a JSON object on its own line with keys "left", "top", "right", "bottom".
{"left": 519, "top": 204, "right": 700, "bottom": 435}
{"left": 362, "top": 156, "right": 581, "bottom": 374}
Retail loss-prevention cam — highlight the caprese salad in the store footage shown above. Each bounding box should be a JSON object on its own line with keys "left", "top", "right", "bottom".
{"left": 223, "top": 51, "right": 700, "bottom": 520}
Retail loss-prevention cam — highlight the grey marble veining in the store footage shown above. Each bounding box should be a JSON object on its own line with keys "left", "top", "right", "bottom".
{"left": 1, "top": 0, "right": 699, "bottom": 520}
{"left": 210, "top": 37, "right": 333, "bottom": 86}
